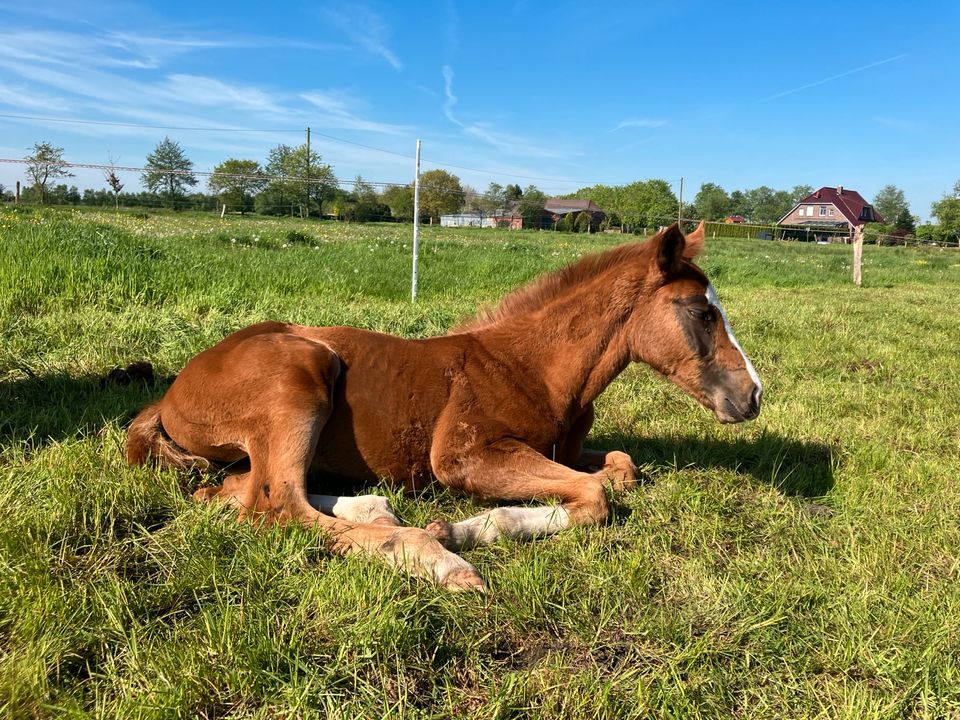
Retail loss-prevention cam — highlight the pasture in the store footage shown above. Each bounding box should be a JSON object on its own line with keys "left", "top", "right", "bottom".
{"left": 1, "top": 207, "right": 959, "bottom": 719}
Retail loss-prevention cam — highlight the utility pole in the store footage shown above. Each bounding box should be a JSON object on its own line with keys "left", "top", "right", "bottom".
{"left": 677, "top": 176, "right": 684, "bottom": 224}
{"left": 304, "top": 126, "right": 311, "bottom": 219}
{"left": 411, "top": 140, "right": 422, "bottom": 302}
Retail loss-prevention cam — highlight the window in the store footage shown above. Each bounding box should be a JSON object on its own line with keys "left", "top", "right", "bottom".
{"left": 819, "top": 205, "right": 827, "bottom": 216}
{"left": 799, "top": 206, "right": 807, "bottom": 216}
{"left": 828, "top": 207, "right": 834, "bottom": 216}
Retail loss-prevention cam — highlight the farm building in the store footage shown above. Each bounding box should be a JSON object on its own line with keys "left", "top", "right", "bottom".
{"left": 777, "top": 186, "right": 883, "bottom": 242}
{"left": 439, "top": 211, "right": 523, "bottom": 229}
{"left": 544, "top": 199, "right": 606, "bottom": 232}
{"left": 439, "top": 213, "right": 496, "bottom": 228}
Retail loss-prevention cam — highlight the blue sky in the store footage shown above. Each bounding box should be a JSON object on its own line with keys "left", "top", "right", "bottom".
{"left": 0, "top": 0, "right": 957, "bottom": 220}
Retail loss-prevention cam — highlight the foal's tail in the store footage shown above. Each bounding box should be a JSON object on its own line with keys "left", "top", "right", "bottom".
{"left": 126, "top": 402, "right": 211, "bottom": 471}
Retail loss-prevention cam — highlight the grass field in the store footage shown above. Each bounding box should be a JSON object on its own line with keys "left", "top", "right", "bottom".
{"left": 2, "top": 206, "right": 960, "bottom": 719}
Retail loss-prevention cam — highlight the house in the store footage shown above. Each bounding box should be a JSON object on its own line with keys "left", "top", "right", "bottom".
{"left": 439, "top": 213, "right": 496, "bottom": 228}
{"left": 544, "top": 199, "right": 606, "bottom": 232}
{"left": 777, "top": 186, "right": 883, "bottom": 242}
{"left": 724, "top": 215, "right": 746, "bottom": 224}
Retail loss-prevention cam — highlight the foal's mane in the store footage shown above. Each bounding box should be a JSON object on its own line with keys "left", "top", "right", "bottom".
{"left": 454, "top": 240, "right": 650, "bottom": 332}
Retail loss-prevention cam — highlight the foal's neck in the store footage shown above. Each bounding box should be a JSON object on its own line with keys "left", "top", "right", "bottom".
{"left": 479, "top": 273, "right": 640, "bottom": 413}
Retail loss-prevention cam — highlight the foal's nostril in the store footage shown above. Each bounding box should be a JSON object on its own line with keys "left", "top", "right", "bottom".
{"left": 748, "top": 385, "right": 762, "bottom": 415}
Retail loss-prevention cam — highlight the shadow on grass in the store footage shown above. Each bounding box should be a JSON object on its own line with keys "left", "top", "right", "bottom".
{"left": 0, "top": 369, "right": 170, "bottom": 448}
{"left": 592, "top": 431, "right": 835, "bottom": 498}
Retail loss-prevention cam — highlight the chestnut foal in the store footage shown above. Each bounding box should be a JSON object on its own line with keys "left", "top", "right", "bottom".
{"left": 128, "top": 222, "right": 761, "bottom": 590}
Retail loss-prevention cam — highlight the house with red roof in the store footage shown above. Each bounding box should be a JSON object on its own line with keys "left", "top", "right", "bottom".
{"left": 777, "top": 186, "right": 883, "bottom": 242}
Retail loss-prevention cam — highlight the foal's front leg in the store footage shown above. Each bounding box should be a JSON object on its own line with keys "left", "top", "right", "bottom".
{"left": 572, "top": 449, "right": 639, "bottom": 493}
{"left": 429, "top": 439, "right": 616, "bottom": 551}
{"left": 561, "top": 404, "right": 638, "bottom": 492}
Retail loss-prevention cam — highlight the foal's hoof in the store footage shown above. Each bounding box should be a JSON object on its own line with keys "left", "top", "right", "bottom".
{"left": 425, "top": 519, "right": 454, "bottom": 548}
{"left": 443, "top": 567, "right": 486, "bottom": 593}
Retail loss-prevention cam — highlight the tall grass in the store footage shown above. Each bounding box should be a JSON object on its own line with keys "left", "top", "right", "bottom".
{"left": 1, "top": 207, "right": 959, "bottom": 718}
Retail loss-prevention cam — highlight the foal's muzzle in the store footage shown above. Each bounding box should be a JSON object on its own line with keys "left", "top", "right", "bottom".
{"left": 716, "top": 382, "right": 762, "bottom": 423}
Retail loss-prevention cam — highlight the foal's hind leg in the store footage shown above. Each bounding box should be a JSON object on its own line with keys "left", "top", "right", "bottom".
{"left": 429, "top": 439, "right": 616, "bottom": 551}
{"left": 189, "top": 336, "right": 481, "bottom": 590}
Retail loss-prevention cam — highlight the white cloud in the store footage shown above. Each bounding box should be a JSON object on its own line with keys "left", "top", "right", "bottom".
{"left": 611, "top": 118, "right": 667, "bottom": 132}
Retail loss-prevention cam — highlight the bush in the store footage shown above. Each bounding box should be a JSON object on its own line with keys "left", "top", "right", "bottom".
{"left": 285, "top": 230, "right": 312, "bottom": 245}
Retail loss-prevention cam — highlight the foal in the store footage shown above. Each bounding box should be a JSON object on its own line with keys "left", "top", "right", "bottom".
{"left": 128, "top": 222, "right": 761, "bottom": 590}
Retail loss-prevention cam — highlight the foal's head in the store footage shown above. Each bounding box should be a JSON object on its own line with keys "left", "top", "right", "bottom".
{"left": 629, "top": 223, "right": 762, "bottom": 423}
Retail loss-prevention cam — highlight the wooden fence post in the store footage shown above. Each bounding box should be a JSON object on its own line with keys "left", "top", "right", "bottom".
{"left": 853, "top": 224, "right": 864, "bottom": 286}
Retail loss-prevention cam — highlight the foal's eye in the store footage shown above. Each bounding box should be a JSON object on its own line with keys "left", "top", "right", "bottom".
{"left": 688, "top": 307, "right": 713, "bottom": 323}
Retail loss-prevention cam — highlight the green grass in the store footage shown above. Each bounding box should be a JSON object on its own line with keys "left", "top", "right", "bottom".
{"left": 2, "top": 207, "right": 960, "bottom": 718}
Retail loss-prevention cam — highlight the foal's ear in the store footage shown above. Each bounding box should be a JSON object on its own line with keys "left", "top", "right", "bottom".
{"left": 652, "top": 223, "right": 688, "bottom": 275}
{"left": 683, "top": 220, "right": 706, "bottom": 259}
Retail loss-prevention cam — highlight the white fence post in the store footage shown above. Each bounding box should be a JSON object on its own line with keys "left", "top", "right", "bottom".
{"left": 411, "top": 140, "right": 422, "bottom": 302}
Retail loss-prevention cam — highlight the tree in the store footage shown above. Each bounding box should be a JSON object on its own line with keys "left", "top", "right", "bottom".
{"left": 25, "top": 141, "right": 73, "bottom": 204}
{"left": 418, "top": 169, "right": 463, "bottom": 223}
{"left": 893, "top": 208, "right": 916, "bottom": 235}
{"left": 517, "top": 184, "right": 547, "bottom": 228}
{"left": 505, "top": 184, "right": 523, "bottom": 201}
{"left": 209, "top": 159, "right": 267, "bottom": 215}
{"left": 791, "top": 184, "right": 814, "bottom": 203}
{"left": 142, "top": 137, "right": 197, "bottom": 209}
{"left": 289, "top": 144, "right": 336, "bottom": 218}
{"left": 346, "top": 175, "right": 389, "bottom": 222}
{"left": 693, "top": 182, "right": 731, "bottom": 221}
{"left": 618, "top": 180, "right": 678, "bottom": 231}
{"left": 257, "top": 144, "right": 298, "bottom": 216}
{"left": 485, "top": 182, "right": 509, "bottom": 217}
{"left": 744, "top": 186, "right": 794, "bottom": 224}
{"left": 728, "top": 190, "right": 750, "bottom": 218}
{"left": 104, "top": 161, "right": 124, "bottom": 211}
{"left": 255, "top": 143, "right": 336, "bottom": 217}
{"left": 930, "top": 180, "right": 960, "bottom": 245}
{"left": 872, "top": 185, "right": 908, "bottom": 224}
{"left": 382, "top": 185, "right": 414, "bottom": 222}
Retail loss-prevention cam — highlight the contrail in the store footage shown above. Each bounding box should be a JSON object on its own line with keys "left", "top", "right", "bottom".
{"left": 766, "top": 54, "right": 906, "bottom": 101}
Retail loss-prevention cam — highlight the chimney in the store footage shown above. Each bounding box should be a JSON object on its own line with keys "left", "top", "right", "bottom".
{"left": 837, "top": 185, "right": 843, "bottom": 195}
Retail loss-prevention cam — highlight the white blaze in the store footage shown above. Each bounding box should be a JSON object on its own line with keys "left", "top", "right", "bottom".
{"left": 706, "top": 284, "right": 762, "bottom": 396}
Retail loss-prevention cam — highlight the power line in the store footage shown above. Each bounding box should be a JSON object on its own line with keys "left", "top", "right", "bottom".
{"left": 0, "top": 112, "right": 618, "bottom": 187}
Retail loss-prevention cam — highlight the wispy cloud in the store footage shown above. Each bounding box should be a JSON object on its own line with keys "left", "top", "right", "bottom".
{"left": 766, "top": 54, "right": 906, "bottom": 101}
{"left": 0, "top": 83, "right": 71, "bottom": 112}
{"left": 874, "top": 116, "right": 921, "bottom": 133}
{"left": 442, "top": 65, "right": 459, "bottom": 125}
{"left": 441, "top": 65, "right": 570, "bottom": 159}
{"left": 0, "top": 24, "right": 406, "bottom": 143}
{"left": 443, "top": 0, "right": 459, "bottom": 57}
{"left": 324, "top": 4, "right": 402, "bottom": 70}
{"left": 611, "top": 118, "right": 667, "bottom": 132}
{"left": 300, "top": 90, "right": 409, "bottom": 134}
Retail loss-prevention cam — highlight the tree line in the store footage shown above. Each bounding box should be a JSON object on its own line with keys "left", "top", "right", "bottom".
{"left": 4, "top": 139, "right": 552, "bottom": 225}
{"left": 4, "top": 139, "right": 959, "bottom": 241}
